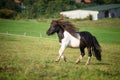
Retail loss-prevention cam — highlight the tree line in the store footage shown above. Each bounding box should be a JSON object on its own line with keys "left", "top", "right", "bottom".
{"left": 0, "top": 0, "right": 120, "bottom": 19}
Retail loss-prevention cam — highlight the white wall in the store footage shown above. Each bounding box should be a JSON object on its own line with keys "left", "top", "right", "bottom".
{"left": 60, "top": 10, "right": 99, "bottom": 20}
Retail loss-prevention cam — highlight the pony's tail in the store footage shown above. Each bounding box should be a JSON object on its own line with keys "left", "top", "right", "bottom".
{"left": 92, "top": 36, "right": 102, "bottom": 61}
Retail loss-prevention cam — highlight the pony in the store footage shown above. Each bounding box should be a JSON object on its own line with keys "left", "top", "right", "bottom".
{"left": 46, "top": 20, "right": 102, "bottom": 65}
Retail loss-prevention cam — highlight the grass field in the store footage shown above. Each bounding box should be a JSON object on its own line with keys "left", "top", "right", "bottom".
{"left": 0, "top": 18, "right": 120, "bottom": 80}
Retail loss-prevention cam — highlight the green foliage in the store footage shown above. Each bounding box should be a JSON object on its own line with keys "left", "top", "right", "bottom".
{"left": 0, "top": 9, "right": 16, "bottom": 19}
{"left": 103, "top": 0, "right": 120, "bottom": 3}
{"left": 0, "top": 0, "right": 15, "bottom": 9}
{"left": 92, "top": 0, "right": 104, "bottom": 4}
{"left": 0, "top": 0, "right": 120, "bottom": 19}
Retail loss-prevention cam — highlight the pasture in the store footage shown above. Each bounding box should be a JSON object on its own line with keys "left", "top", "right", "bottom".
{"left": 0, "top": 18, "right": 120, "bottom": 80}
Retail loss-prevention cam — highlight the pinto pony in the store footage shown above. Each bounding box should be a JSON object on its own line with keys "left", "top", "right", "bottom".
{"left": 46, "top": 20, "right": 102, "bottom": 65}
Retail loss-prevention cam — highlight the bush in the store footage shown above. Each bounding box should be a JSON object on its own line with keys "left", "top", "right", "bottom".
{"left": 86, "top": 15, "right": 93, "bottom": 20}
{"left": 0, "top": 9, "right": 16, "bottom": 19}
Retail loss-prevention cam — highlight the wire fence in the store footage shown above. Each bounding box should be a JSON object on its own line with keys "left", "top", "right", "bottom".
{"left": 0, "top": 31, "right": 58, "bottom": 41}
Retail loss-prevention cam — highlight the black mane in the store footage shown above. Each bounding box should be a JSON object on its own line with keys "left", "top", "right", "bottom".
{"left": 52, "top": 20, "right": 79, "bottom": 38}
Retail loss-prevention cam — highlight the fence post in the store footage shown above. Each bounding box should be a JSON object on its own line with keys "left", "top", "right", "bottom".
{"left": 56, "top": 35, "right": 58, "bottom": 39}
{"left": 40, "top": 33, "right": 42, "bottom": 38}
{"left": 24, "top": 32, "right": 26, "bottom": 36}
{"left": 6, "top": 31, "right": 8, "bottom": 34}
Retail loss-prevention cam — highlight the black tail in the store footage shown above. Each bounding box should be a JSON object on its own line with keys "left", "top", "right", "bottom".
{"left": 92, "top": 36, "right": 102, "bottom": 61}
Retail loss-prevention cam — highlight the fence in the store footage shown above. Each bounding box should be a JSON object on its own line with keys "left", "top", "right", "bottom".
{"left": 0, "top": 31, "right": 58, "bottom": 40}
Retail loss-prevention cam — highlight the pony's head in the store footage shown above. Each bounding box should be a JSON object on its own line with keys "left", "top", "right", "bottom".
{"left": 46, "top": 20, "right": 62, "bottom": 35}
{"left": 46, "top": 20, "right": 78, "bottom": 37}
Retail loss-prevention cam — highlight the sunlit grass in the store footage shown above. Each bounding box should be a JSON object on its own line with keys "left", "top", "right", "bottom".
{"left": 0, "top": 34, "right": 120, "bottom": 80}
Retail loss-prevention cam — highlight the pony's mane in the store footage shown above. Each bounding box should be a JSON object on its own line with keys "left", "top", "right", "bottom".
{"left": 53, "top": 20, "right": 79, "bottom": 38}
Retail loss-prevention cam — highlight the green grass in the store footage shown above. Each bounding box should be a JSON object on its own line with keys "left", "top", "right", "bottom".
{"left": 74, "top": 18, "right": 120, "bottom": 44}
{"left": 0, "top": 18, "right": 120, "bottom": 80}
{"left": 0, "top": 18, "right": 120, "bottom": 44}
{"left": 0, "top": 19, "right": 52, "bottom": 38}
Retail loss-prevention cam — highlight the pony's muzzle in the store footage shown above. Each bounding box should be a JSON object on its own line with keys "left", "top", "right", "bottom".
{"left": 46, "top": 31, "right": 49, "bottom": 35}
{"left": 46, "top": 31, "right": 51, "bottom": 36}
{"left": 46, "top": 29, "right": 54, "bottom": 36}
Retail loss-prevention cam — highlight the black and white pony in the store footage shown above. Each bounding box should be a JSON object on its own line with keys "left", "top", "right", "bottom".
{"left": 46, "top": 20, "right": 102, "bottom": 65}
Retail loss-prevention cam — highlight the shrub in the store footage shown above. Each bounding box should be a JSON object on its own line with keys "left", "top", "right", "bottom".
{"left": 0, "top": 9, "right": 16, "bottom": 19}
{"left": 86, "top": 15, "right": 93, "bottom": 20}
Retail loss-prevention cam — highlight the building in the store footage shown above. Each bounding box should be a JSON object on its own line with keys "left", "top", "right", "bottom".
{"left": 60, "top": 4, "right": 120, "bottom": 20}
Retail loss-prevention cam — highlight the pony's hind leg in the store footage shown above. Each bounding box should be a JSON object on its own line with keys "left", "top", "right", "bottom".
{"left": 76, "top": 47, "right": 85, "bottom": 64}
{"left": 85, "top": 48, "right": 92, "bottom": 65}
{"left": 76, "top": 55, "right": 83, "bottom": 64}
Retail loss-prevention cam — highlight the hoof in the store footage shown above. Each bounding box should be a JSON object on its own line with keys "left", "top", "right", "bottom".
{"left": 85, "top": 62, "right": 90, "bottom": 65}
{"left": 55, "top": 58, "right": 60, "bottom": 62}
{"left": 76, "top": 59, "right": 80, "bottom": 64}
{"left": 76, "top": 61, "right": 80, "bottom": 64}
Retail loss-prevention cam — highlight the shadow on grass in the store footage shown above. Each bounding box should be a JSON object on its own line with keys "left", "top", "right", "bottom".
{"left": 92, "top": 62, "right": 111, "bottom": 65}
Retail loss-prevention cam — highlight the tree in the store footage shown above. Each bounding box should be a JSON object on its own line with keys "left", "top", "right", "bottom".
{"left": 92, "top": 0, "right": 104, "bottom": 4}
{"left": 103, "top": 0, "right": 120, "bottom": 3}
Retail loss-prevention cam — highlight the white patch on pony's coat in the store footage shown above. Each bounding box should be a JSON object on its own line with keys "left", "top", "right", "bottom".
{"left": 62, "top": 31, "right": 80, "bottom": 48}
{"left": 57, "top": 31, "right": 80, "bottom": 60}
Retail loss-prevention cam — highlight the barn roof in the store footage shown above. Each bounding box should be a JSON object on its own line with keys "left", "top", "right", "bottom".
{"left": 81, "top": 4, "right": 120, "bottom": 11}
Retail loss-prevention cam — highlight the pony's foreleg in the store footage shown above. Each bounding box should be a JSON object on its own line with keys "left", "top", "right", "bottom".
{"left": 55, "top": 44, "right": 67, "bottom": 62}
{"left": 61, "top": 55, "right": 67, "bottom": 62}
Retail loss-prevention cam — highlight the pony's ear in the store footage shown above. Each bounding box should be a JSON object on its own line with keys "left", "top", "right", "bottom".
{"left": 52, "top": 20, "right": 59, "bottom": 23}
{"left": 52, "top": 20, "right": 56, "bottom": 22}
{"left": 56, "top": 20, "right": 61, "bottom": 25}
{"left": 56, "top": 20, "right": 60, "bottom": 23}
{"left": 57, "top": 20, "right": 65, "bottom": 29}
{"left": 52, "top": 20, "right": 63, "bottom": 27}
